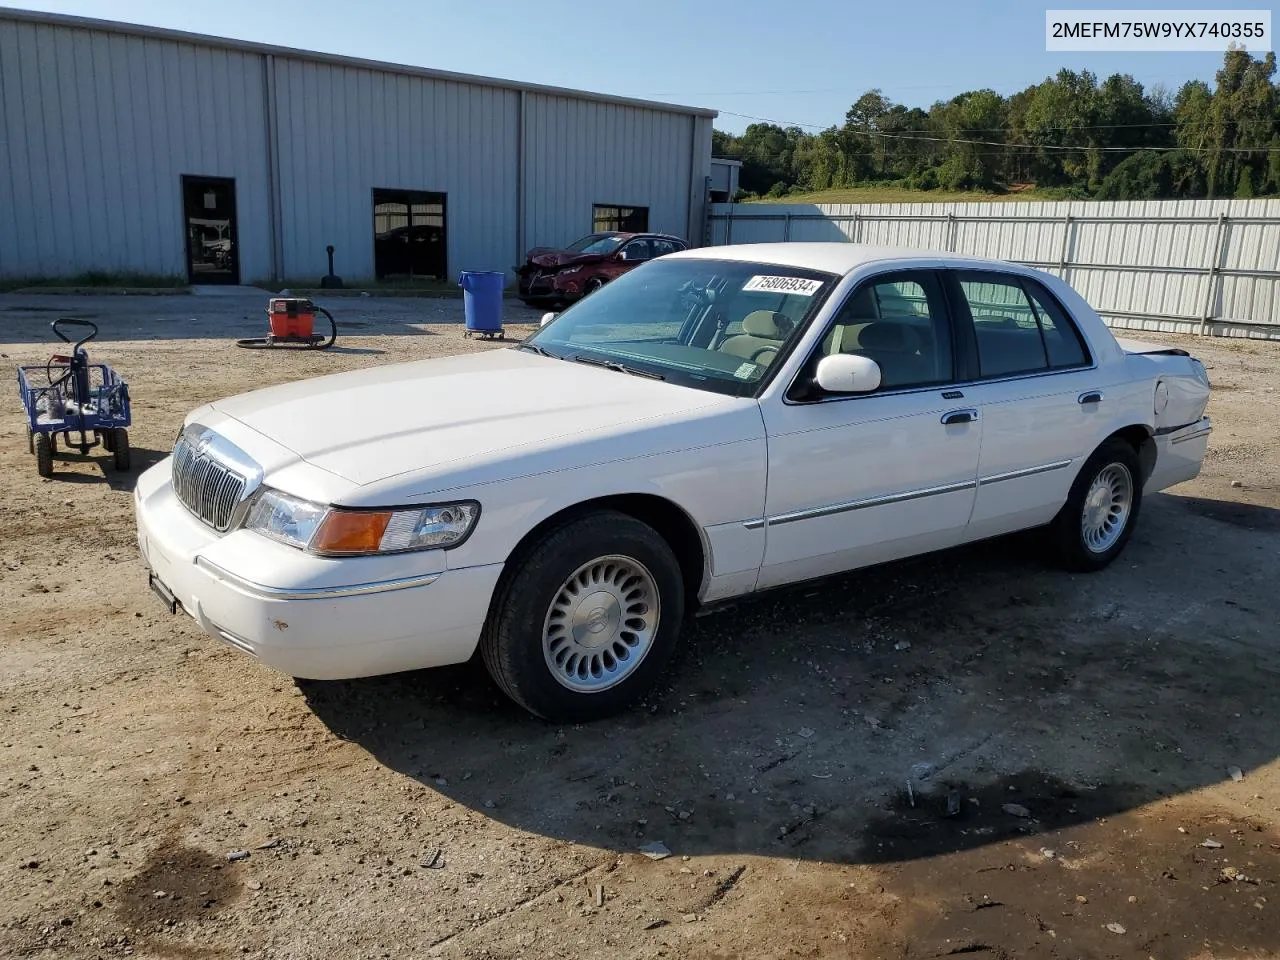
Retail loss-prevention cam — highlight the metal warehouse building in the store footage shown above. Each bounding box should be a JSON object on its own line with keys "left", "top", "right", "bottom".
{"left": 0, "top": 7, "right": 716, "bottom": 285}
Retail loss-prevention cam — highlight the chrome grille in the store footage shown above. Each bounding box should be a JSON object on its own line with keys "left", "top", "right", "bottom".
{"left": 171, "top": 434, "right": 249, "bottom": 532}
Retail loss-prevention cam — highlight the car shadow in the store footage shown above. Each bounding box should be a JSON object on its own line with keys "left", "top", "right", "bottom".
{"left": 298, "top": 491, "right": 1280, "bottom": 867}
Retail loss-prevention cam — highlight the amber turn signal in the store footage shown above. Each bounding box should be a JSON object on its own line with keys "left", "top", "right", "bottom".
{"left": 310, "top": 511, "right": 392, "bottom": 555}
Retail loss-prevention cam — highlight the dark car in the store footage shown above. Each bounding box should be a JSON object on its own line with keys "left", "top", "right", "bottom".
{"left": 515, "top": 231, "right": 688, "bottom": 306}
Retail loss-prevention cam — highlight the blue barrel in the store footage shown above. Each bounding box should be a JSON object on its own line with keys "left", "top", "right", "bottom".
{"left": 459, "top": 271, "right": 505, "bottom": 333}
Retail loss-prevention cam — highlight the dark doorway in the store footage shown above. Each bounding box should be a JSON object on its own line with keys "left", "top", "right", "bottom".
{"left": 182, "top": 176, "right": 240, "bottom": 284}
{"left": 372, "top": 189, "right": 447, "bottom": 281}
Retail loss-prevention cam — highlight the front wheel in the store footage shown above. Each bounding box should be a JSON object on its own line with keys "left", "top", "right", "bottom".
{"left": 35, "top": 433, "right": 53, "bottom": 478}
{"left": 582, "top": 277, "right": 605, "bottom": 297}
{"left": 1047, "top": 438, "right": 1143, "bottom": 571}
{"left": 480, "top": 510, "right": 685, "bottom": 721}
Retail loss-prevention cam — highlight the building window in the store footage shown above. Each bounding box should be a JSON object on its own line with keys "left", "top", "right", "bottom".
{"left": 593, "top": 204, "right": 649, "bottom": 233}
{"left": 372, "top": 189, "right": 447, "bottom": 280}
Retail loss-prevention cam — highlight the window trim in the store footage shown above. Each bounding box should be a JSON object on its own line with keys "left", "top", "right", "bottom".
{"left": 944, "top": 267, "right": 1093, "bottom": 381}
{"left": 785, "top": 268, "right": 961, "bottom": 403}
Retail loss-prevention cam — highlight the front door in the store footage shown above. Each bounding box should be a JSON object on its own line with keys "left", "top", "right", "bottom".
{"left": 182, "top": 176, "right": 239, "bottom": 284}
{"left": 756, "top": 270, "right": 982, "bottom": 590}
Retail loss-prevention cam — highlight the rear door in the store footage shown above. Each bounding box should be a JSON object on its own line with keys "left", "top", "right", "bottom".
{"left": 942, "top": 269, "right": 1103, "bottom": 534}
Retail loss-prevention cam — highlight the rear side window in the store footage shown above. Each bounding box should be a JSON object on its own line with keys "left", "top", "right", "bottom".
{"left": 954, "top": 272, "right": 1089, "bottom": 378}
{"left": 1025, "top": 283, "right": 1090, "bottom": 368}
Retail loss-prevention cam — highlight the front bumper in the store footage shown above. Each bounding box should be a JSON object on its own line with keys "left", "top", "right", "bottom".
{"left": 517, "top": 268, "right": 583, "bottom": 300}
{"left": 133, "top": 459, "right": 503, "bottom": 680}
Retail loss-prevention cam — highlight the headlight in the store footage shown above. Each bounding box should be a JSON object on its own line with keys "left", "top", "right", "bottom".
{"left": 246, "top": 489, "right": 328, "bottom": 550}
{"left": 244, "top": 489, "right": 480, "bottom": 555}
{"left": 558, "top": 265, "right": 582, "bottom": 275}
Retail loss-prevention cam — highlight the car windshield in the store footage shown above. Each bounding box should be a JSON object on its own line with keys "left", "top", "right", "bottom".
{"left": 564, "top": 234, "right": 626, "bottom": 255}
{"left": 524, "top": 258, "right": 838, "bottom": 397}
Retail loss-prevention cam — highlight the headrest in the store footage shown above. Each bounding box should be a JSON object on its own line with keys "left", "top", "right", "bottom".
{"left": 742, "top": 310, "right": 789, "bottom": 338}
{"left": 843, "top": 287, "right": 878, "bottom": 320}
{"left": 858, "top": 321, "right": 911, "bottom": 352}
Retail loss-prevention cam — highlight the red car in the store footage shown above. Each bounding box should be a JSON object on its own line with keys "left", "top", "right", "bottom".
{"left": 515, "top": 231, "right": 688, "bottom": 306}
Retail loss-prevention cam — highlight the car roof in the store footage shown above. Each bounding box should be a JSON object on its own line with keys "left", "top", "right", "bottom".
{"left": 664, "top": 242, "right": 1022, "bottom": 276}
{"left": 589, "top": 231, "right": 685, "bottom": 242}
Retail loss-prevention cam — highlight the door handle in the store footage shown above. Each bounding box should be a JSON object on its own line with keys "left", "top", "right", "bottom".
{"left": 941, "top": 408, "right": 980, "bottom": 425}
{"left": 1078, "top": 391, "right": 1103, "bottom": 405}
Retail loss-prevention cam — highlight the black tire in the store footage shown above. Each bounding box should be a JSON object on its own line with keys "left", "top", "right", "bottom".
{"left": 112, "top": 429, "right": 131, "bottom": 471}
{"left": 35, "top": 433, "right": 53, "bottom": 478}
{"left": 480, "top": 509, "right": 685, "bottom": 722}
{"left": 582, "top": 277, "right": 605, "bottom": 297}
{"left": 101, "top": 429, "right": 115, "bottom": 453}
{"left": 1047, "top": 438, "right": 1143, "bottom": 572}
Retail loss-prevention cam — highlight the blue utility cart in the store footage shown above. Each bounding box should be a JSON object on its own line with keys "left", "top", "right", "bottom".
{"left": 17, "top": 319, "right": 132, "bottom": 478}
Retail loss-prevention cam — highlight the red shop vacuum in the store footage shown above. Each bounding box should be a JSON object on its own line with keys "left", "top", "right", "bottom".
{"left": 236, "top": 297, "right": 337, "bottom": 350}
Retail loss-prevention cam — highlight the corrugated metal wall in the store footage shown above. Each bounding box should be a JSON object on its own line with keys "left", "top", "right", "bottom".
{"left": 0, "top": 17, "right": 273, "bottom": 280}
{"left": 522, "top": 95, "right": 695, "bottom": 250}
{"left": 271, "top": 59, "right": 519, "bottom": 282}
{"left": 708, "top": 199, "right": 1280, "bottom": 338}
{"left": 0, "top": 10, "right": 713, "bottom": 284}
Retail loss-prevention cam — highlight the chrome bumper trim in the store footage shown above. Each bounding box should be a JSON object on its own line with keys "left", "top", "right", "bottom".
{"left": 194, "top": 556, "right": 440, "bottom": 600}
{"left": 1170, "top": 417, "right": 1212, "bottom": 445}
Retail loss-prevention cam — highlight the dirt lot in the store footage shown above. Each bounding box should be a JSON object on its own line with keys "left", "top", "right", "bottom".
{"left": 2, "top": 290, "right": 1279, "bottom": 960}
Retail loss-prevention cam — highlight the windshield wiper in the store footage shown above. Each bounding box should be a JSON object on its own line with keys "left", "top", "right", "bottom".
{"left": 518, "top": 342, "right": 556, "bottom": 358}
{"left": 569, "top": 353, "right": 666, "bottom": 381}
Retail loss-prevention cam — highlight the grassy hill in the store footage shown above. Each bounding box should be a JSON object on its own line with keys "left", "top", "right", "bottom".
{"left": 745, "top": 185, "right": 1077, "bottom": 205}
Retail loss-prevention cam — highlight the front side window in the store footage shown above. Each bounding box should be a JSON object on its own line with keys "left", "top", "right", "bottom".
{"left": 954, "top": 272, "right": 1089, "bottom": 377}
{"left": 813, "top": 272, "right": 954, "bottom": 391}
{"left": 620, "top": 239, "right": 653, "bottom": 262}
{"left": 525, "top": 259, "right": 837, "bottom": 397}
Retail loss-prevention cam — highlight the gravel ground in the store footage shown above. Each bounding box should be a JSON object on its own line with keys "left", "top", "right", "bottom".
{"left": 1, "top": 289, "right": 1278, "bottom": 960}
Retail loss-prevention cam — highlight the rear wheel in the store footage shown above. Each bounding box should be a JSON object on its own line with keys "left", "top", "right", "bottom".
{"left": 35, "top": 433, "right": 53, "bottom": 478}
{"left": 101, "top": 429, "right": 115, "bottom": 453}
{"left": 480, "top": 510, "right": 684, "bottom": 721}
{"left": 1048, "top": 438, "right": 1143, "bottom": 571}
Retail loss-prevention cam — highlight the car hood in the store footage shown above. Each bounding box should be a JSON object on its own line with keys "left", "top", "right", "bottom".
{"left": 524, "top": 249, "right": 608, "bottom": 269}
{"left": 206, "top": 349, "right": 743, "bottom": 491}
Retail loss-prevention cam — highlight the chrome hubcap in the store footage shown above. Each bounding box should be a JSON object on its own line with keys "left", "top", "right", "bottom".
{"left": 1081, "top": 462, "right": 1133, "bottom": 553}
{"left": 543, "top": 555, "right": 659, "bottom": 693}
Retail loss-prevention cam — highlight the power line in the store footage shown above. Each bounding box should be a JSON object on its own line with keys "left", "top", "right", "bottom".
{"left": 719, "top": 109, "right": 1278, "bottom": 136}
{"left": 717, "top": 110, "right": 1280, "bottom": 154}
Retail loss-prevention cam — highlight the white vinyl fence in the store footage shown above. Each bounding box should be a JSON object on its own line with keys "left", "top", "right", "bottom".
{"left": 707, "top": 198, "right": 1280, "bottom": 339}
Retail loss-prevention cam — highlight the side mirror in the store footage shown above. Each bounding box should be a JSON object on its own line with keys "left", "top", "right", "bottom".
{"left": 540, "top": 312, "right": 556, "bottom": 327}
{"left": 815, "top": 353, "right": 881, "bottom": 394}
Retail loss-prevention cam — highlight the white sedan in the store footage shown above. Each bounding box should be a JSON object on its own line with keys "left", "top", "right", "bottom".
{"left": 134, "top": 243, "right": 1212, "bottom": 720}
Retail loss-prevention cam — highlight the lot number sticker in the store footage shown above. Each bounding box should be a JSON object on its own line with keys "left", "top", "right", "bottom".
{"left": 743, "top": 275, "right": 823, "bottom": 296}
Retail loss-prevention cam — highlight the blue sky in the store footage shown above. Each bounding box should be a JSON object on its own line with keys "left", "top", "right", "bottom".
{"left": 10, "top": 0, "right": 1245, "bottom": 131}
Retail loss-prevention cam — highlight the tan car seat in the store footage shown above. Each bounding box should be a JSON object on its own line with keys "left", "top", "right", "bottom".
{"left": 719, "top": 310, "right": 791, "bottom": 367}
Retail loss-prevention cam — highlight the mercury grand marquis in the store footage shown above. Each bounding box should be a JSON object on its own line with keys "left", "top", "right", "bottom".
{"left": 135, "top": 243, "right": 1213, "bottom": 720}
